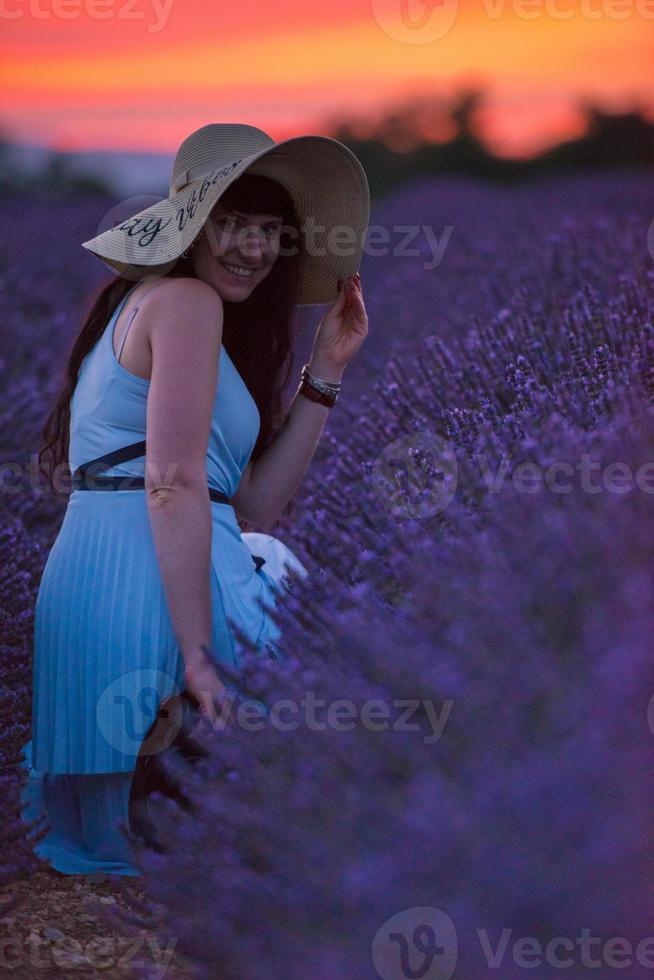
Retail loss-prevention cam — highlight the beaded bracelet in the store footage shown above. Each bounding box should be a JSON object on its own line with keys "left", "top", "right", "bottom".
{"left": 298, "top": 379, "right": 338, "bottom": 408}
{"left": 298, "top": 363, "right": 341, "bottom": 408}
{"left": 301, "top": 363, "right": 342, "bottom": 396}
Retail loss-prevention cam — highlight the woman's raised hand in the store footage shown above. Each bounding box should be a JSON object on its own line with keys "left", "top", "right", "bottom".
{"left": 310, "top": 272, "right": 368, "bottom": 372}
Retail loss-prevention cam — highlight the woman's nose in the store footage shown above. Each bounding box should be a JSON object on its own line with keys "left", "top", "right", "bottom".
{"left": 239, "top": 234, "right": 266, "bottom": 260}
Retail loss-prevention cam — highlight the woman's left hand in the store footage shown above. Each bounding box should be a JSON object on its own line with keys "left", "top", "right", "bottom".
{"left": 310, "top": 272, "right": 368, "bottom": 372}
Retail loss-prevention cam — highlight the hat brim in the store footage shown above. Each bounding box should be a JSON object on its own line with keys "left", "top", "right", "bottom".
{"left": 81, "top": 134, "right": 370, "bottom": 306}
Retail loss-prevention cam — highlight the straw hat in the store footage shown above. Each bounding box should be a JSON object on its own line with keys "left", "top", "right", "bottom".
{"left": 81, "top": 122, "right": 370, "bottom": 305}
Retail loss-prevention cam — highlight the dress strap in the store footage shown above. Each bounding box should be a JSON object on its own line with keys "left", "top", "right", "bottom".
{"left": 117, "top": 307, "right": 139, "bottom": 363}
{"left": 115, "top": 277, "right": 168, "bottom": 367}
{"left": 113, "top": 282, "right": 140, "bottom": 332}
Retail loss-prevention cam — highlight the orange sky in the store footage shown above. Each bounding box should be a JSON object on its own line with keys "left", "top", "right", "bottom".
{"left": 1, "top": 0, "right": 653, "bottom": 158}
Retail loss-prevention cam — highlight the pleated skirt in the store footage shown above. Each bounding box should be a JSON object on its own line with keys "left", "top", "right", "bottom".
{"left": 19, "top": 741, "right": 141, "bottom": 877}
{"left": 20, "top": 489, "right": 307, "bottom": 876}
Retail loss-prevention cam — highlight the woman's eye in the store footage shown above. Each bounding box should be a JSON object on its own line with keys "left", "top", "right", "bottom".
{"left": 214, "top": 217, "right": 238, "bottom": 231}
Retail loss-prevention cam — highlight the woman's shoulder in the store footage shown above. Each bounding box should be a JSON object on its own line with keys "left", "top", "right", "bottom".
{"left": 139, "top": 274, "right": 223, "bottom": 311}
{"left": 140, "top": 276, "right": 224, "bottom": 362}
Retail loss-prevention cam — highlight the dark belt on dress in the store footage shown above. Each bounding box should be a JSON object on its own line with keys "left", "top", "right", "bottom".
{"left": 71, "top": 439, "right": 266, "bottom": 572}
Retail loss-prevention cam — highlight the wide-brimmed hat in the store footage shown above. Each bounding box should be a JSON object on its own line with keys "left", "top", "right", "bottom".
{"left": 81, "top": 122, "right": 370, "bottom": 305}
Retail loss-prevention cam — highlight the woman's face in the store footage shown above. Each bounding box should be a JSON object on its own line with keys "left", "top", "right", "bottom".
{"left": 192, "top": 201, "right": 284, "bottom": 302}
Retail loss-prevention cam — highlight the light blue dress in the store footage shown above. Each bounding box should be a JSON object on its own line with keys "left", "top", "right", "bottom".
{"left": 19, "top": 281, "right": 307, "bottom": 877}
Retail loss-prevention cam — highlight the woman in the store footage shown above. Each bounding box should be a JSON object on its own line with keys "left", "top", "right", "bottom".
{"left": 19, "top": 123, "right": 370, "bottom": 877}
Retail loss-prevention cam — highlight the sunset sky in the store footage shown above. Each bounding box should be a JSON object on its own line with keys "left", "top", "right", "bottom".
{"left": 1, "top": 0, "right": 653, "bottom": 158}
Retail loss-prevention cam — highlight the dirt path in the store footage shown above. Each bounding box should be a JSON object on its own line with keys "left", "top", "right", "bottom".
{"left": 0, "top": 869, "right": 197, "bottom": 979}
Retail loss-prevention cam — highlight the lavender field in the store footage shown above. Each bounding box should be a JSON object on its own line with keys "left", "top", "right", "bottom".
{"left": 3, "top": 168, "right": 654, "bottom": 979}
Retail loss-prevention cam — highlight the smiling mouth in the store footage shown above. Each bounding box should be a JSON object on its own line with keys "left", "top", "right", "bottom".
{"left": 219, "top": 260, "right": 258, "bottom": 278}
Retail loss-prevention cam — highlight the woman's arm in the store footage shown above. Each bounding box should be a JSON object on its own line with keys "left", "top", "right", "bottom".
{"left": 234, "top": 273, "right": 368, "bottom": 531}
{"left": 142, "top": 277, "right": 225, "bottom": 669}
{"left": 231, "top": 353, "right": 344, "bottom": 531}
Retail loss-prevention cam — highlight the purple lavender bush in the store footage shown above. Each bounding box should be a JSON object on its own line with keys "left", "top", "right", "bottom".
{"left": 0, "top": 518, "right": 52, "bottom": 885}
{"left": 127, "top": 382, "right": 654, "bottom": 980}
{"left": 3, "top": 171, "right": 654, "bottom": 977}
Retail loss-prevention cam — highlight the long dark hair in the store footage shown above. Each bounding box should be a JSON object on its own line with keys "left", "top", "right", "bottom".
{"left": 38, "top": 173, "right": 304, "bottom": 521}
